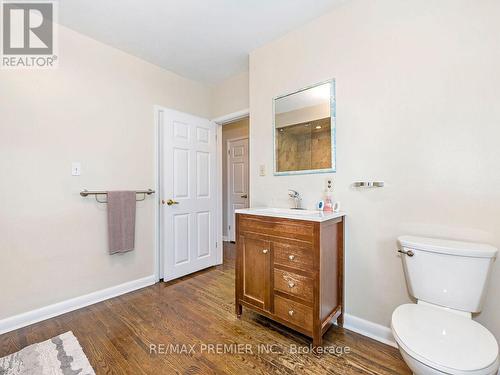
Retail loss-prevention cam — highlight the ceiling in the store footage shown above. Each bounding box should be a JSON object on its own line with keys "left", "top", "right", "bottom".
{"left": 59, "top": 0, "right": 344, "bottom": 85}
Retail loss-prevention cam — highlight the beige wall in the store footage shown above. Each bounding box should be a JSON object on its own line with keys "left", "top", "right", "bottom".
{"left": 0, "top": 25, "right": 211, "bottom": 319}
{"left": 211, "top": 71, "right": 249, "bottom": 118}
{"left": 222, "top": 118, "right": 249, "bottom": 237}
{"left": 249, "top": 0, "right": 500, "bottom": 340}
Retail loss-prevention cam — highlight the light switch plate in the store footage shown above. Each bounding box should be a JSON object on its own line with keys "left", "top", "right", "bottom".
{"left": 259, "top": 164, "right": 266, "bottom": 176}
{"left": 71, "top": 162, "right": 81, "bottom": 176}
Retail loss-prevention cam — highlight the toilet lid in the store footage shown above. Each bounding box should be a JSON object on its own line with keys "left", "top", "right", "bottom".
{"left": 392, "top": 304, "right": 499, "bottom": 373}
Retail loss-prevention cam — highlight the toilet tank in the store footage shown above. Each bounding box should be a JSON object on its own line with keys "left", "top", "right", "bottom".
{"left": 398, "top": 236, "right": 498, "bottom": 313}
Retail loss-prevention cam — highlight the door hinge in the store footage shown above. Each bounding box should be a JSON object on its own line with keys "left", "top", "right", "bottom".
{"left": 229, "top": 225, "right": 231, "bottom": 230}
{"left": 228, "top": 150, "right": 231, "bottom": 156}
{"left": 216, "top": 241, "right": 218, "bottom": 248}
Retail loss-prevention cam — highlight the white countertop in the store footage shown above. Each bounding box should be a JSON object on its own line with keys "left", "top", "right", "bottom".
{"left": 235, "top": 207, "right": 345, "bottom": 222}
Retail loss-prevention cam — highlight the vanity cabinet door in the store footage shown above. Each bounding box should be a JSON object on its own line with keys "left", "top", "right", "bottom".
{"left": 240, "top": 235, "right": 272, "bottom": 311}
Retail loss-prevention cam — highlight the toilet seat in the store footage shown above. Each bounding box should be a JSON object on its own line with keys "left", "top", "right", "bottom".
{"left": 392, "top": 304, "right": 499, "bottom": 375}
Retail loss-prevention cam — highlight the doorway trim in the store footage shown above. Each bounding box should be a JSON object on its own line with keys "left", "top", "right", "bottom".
{"left": 154, "top": 106, "right": 249, "bottom": 282}
{"left": 226, "top": 136, "right": 249, "bottom": 242}
{"left": 212, "top": 109, "right": 249, "bottom": 257}
{"left": 154, "top": 106, "right": 163, "bottom": 281}
{"left": 212, "top": 109, "right": 249, "bottom": 125}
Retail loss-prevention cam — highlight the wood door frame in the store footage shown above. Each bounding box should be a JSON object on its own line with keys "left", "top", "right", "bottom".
{"left": 154, "top": 106, "right": 249, "bottom": 282}
{"left": 226, "top": 136, "right": 249, "bottom": 242}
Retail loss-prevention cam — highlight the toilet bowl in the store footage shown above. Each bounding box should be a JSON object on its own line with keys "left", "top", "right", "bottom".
{"left": 392, "top": 303, "right": 499, "bottom": 375}
{"left": 394, "top": 236, "right": 499, "bottom": 375}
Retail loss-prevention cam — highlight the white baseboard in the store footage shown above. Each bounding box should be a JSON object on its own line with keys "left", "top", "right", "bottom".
{"left": 0, "top": 275, "right": 156, "bottom": 335}
{"left": 343, "top": 313, "right": 397, "bottom": 348}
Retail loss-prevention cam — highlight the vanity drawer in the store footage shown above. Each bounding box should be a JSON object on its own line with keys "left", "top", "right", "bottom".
{"left": 238, "top": 215, "right": 314, "bottom": 242}
{"left": 273, "top": 242, "right": 313, "bottom": 271}
{"left": 274, "top": 295, "right": 313, "bottom": 332}
{"left": 274, "top": 269, "right": 313, "bottom": 302}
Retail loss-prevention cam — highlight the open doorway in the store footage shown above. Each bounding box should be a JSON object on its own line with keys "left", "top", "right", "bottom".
{"left": 221, "top": 117, "right": 249, "bottom": 243}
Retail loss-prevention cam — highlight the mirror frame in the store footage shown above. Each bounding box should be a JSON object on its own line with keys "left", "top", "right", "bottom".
{"left": 273, "top": 79, "right": 336, "bottom": 176}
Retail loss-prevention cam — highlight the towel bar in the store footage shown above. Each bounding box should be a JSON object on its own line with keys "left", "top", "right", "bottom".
{"left": 80, "top": 189, "right": 155, "bottom": 203}
{"left": 352, "top": 181, "right": 384, "bottom": 188}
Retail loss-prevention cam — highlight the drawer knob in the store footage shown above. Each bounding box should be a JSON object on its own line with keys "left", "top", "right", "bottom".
{"left": 288, "top": 282, "right": 295, "bottom": 288}
{"left": 288, "top": 254, "right": 295, "bottom": 261}
{"left": 288, "top": 310, "right": 294, "bottom": 316}
{"left": 262, "top": 249, "right": 269, "bottom": 254}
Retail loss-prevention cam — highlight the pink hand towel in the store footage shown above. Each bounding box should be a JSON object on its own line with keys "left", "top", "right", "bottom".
{"left": 107, "top": 191, "right": 136, "bottom": 254}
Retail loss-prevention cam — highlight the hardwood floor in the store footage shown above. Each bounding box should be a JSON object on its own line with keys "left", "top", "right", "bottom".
{"left": 0, "top": 243, "right": 410, "bottom": 374}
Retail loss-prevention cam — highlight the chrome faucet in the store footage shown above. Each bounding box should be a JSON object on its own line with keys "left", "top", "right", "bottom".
{"left": 288, "top": 189, "right": 302, "bottom": 209}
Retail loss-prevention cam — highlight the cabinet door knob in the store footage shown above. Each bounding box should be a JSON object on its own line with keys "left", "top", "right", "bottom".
{"left": 288, "top": 282, "right": 295, "bottom": 288}
{"left": 288, "top": 310, "right": 294, "bottom": 316}
{"left": 288, "top": 254, "right": 295, "bottom": 261}
{"left": 262, "top": 249, "right": 269, "bottom": 254}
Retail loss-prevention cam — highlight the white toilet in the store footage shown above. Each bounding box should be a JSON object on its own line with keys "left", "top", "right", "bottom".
{"left": 392, "top": 236, "right": 499, "bottom": 375}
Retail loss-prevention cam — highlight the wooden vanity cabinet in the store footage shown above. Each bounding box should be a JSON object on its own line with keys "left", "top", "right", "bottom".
{"left": 235, "top": 213, "right": 345, "bottom": 346}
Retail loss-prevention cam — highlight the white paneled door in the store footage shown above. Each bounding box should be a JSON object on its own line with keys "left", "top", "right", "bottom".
{"left": 160, "top": 108, "right": 217, "bottom": 281}
{"left": 227, "top": 138, "right": 249, "bottom": 242}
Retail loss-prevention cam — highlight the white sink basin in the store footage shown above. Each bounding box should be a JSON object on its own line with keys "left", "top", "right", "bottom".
{"left": 235, "top": 207, "right": 345, "bottom": 222}
{"left": 254, "top": 208, "right": 320, "bottom": 215}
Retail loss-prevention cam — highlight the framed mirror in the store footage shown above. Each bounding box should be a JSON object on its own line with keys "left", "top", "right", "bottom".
{"left": 273, "top": 80, "right": 336, "bottom": 175}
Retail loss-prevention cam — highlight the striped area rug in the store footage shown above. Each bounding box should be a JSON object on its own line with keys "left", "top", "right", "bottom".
{"left": 0, "top": 331, "right": 95, "bottom": 375}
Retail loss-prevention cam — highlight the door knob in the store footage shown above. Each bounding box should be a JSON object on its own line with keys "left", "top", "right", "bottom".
{"left": 288, "top": 254, "right": 295, "bottom": 261}
{"left": 288, "top": 310, "right": 295, "bottom": 316}
{"left": 241, "top": 194, "right": 248, "bottom": 198}
{"left": 262, "top": 249, "right": 269, "bottom": 254}
{"left": 288, "top": 282, "right": 295, "bottom": 288}
{"left": 165, "top": 199, "right": 179, "bottom": 206}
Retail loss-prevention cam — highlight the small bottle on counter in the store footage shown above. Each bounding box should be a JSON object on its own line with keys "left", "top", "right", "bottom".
{"left": 324, "top": 192, "right": 334, "bottom": 212}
